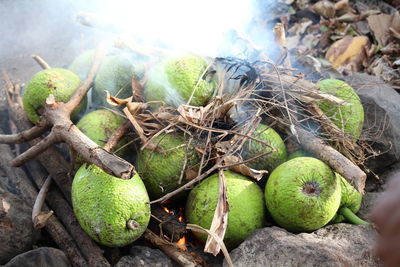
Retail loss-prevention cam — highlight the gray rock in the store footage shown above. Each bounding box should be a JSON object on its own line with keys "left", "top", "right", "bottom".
{"left": 115, "top": 246, "right": 172, "bottom": 267}
{"left": 0, "top": 188, "right": 39, "bottom": 264}
{"left": 358, "top": 192, "right": 383, "bottom": 221}
{"left": 4, "top": 247, "right": 70, "bottom": 267}
{"left": 225, "top": 224, "right": 381, "bottom": 267}
{"left": 345, "top": 74, "right": 400, "bottom": 173}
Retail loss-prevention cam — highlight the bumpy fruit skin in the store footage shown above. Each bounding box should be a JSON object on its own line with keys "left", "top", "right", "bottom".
{"left": 317, "top": 79, "right": 364, "bottom": 139}
{"left": 93, "top": 55, "right": 137, "bottom": 106}
{"left": 76, "top": 109, "right": 125, "bottom": 148}
{"left": 185, "top": 171, "right": 265, "bottom": 249}
{"left": 72, "top": 164, "right": 150, "bottom": 247}
{"left": 265, "top": 157, "right": 341, "bottom": 232}
{"left": 136, "top": 133, "right": 199, "bottom": 199}
{"left": 330, "top": 173, "right": 363, "bottom": 223}
{"left": 145, "top": 54, "right": 217, "bottom": 107}
{"left": 22, "top": 68, "right": 86, "bottom": 124}
{"left": 69, "top": 50, "right": 95, "bottom": 81}
{"left": 242, "top": 124, "right": 287, "bottom": 172}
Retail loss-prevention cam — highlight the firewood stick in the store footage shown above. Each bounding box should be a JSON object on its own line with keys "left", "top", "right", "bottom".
{"left": 32, "top": 54, "right": 51, "bottom": 70}
{"left": 143, "top": 230, "right": 202, "bottom": 267}
{"left": 25, "top": 159, "right": 111, "bottom": 267}
{"left": 295, "top": 126, "right": 366, "bottom": 193}
{"left": 32, "top": 175, "right": 53, "bottom": 229}
{"left": 12, "top": 131, "right": 59, "bottom": 167}
{"left": 103, "top": 120, "right": 130, "bottom": 152}
{"left": 0, "top": 137, "right": 88, "bottom": 267}
{"left": 0, "top": 120, "right": 50, "bottom": 143}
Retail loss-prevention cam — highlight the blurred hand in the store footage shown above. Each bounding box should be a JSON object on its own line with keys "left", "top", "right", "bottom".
{"left": 371, "top": 174, "right": 400, "bottom": 267}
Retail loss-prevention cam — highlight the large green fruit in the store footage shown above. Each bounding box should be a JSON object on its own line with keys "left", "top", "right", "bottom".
{"left": 22, "top": 68, "right": 86, "bottom": 124}
{"left": 317, "top": 79, "right": 364, "bottom": 139}
{"left": 136, "top": 133, "right": 200, "bottom": 200}
{"left": 69, "top": 50, "right": 95, "bottom": 81}
{"left": 93, "top": 55, "right": 138, "bottom": 106}
{"left": 145, "top": 54, "right": 217, "bottom": 107}
{"left": 185, "top": 171, "right": 265, "bottom": 249}
{"left": 242, "top": 124, "right": 287, "bottom": 172}
{"left": 72, "top": 164, "right": 150, "bottom": 247}
{"left": 265, "top": 157, "right": 341, "bottom": 232}
{"left": 287, "top": 149, "right": 311, "bottom": 161}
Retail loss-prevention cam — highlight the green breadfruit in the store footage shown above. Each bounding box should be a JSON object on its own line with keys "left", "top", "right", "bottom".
{"left": 136, "top": 133, "right": 200, "bottom": 200}
{"left": 72, "top": 164, "right": 151, "bottom": 247}
{"left": 330, "top": 173, "right": 367, "bottom": 225}
{"left": 93, "top": 55, "right": 137, "bottom": 106}
{"left": 242, "top": 124, "right": 287, "bottom": 172}
{"left": 75, "top": 109, "right": 128, "bottom": 165}
{"left": 185, "top": 171, "right": 265, "bottom": 249}
{"left": 265, "top": 157, "right": 341, "bottom": 232}
{"left": 145, "top": 54, "right": 217, "bottom": 107}
{"left": 317, "top": 79, "right": 364, "bottom": 139}
{"left": 22, "top": 68, "right": 86, "bottom": 124}
{"left": 69, "top": 50, "right": 95, "bottom": 81}
{"left": 287, "top": 149, "right": 311, "bottom": 161}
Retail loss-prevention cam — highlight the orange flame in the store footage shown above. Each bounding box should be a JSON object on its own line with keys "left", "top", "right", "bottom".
{"left": 162, "top": 206, "right": 173, "bottom": 214}
{"left": 176, "top": 236, "right": 187, "bottom": 251}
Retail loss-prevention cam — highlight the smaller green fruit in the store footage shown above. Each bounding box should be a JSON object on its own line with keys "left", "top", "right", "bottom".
{"left": 287, "top": 149, "right": 311, "bottom": 161}
{"left": 265, "top": 157, "right": 341, "bottom": 232}
{"left": 69, "top": 50, "right": 95, "bottom": 81}
{"left": 330, "top": 173, "right": 367, "bottom": 225}
{"left": 145, "top": 54, "right": 217, "bottom": 107}
{"left": 72, "top": 164, "right": 150, "bottom": 247}
{"left": 135, "top": 133, "right": 200, "bottom": 200}
{"left": 186, "top": 171, "right": 265, "bottom": 249}
{"left": 93, "top": 55, "right": 138, "bottom": 106}
{"left": 22, "top": 68, "right": 86, "bottom": 124}
{"left": 242, "top": 124, "right": 287, "bottom": 172}
{"left": 75, "top": 109, "right": 128, "bottom": 165}
{"left": 317, "top": 79, "right": 364, "bottom": 139}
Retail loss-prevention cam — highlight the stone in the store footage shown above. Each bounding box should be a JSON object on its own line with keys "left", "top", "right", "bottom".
{"left": 0, "top": 188, "right": 39, "bottom": 264}
{"left": 358, "top": 192, "right": 383, "bottom": 221}
{"left": 4, "top": 247, "right": 70, "bottom": 267}
{"left": 115, "top": 246, "right": 172, "bottom": 267}
{"left": 225, "top": 224, "right": 381, "bottom": 267}
{"left": 345, "top": 74, "right": 400, "bottom": 173}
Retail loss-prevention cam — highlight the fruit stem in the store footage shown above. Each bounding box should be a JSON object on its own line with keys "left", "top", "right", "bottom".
{"left": 127, "top": 219, "right": 140, "bottom": 230}
{"left": 338, "top": 207, "right": 369, "bottom": 225}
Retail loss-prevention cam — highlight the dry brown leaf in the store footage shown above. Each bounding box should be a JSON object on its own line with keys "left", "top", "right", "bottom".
{"left": 33, "top": 211, "right": 54, "bottom": 229}
{"left": 105, "top": 91, "right": 133, "bottom": 106}
{"left": 312, "top": 1, "right": 336, "bottom": 19}
{"left": 224, "top": 155, "right": 267, "bottom": 181}
{"left": 326, "top": 36, "right": 370, "bottom": 72}
{"left": 367, "top": 14, "right": 394, "bottom": 46}
{"left": 204, "top": 169, "right": 229, "bottom": 255}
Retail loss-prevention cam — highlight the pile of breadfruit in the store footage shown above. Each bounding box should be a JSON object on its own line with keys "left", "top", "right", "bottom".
{"left": 21, "top": 48, "right": 369, "bottom": 250}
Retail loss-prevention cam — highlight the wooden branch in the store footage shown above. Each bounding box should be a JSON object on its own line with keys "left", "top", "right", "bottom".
{"left": 103, "top": 120, "right": 130, "bottom": 152}
{"left": 143, "top": 230, "right": 203, "bottom": 267}
{"left": 0, "top": 120, "right": 50, "bottom": 143}
{"left": 24, "top": 157, "right": 111, "bottom": 267}
{"left": 32, "top": 175, "right": 53, "bottom": 229}
{"left": 65, "top": 43, "right": 107, "bottom": 113}
{"left": 296, "top": 126, "right": 366, "bottom": 193}
{"left": 12, "top": 131, "right": 58, "bottom": 167}
{"left": 32, "top": 54, "right": 51, "bottom": 69}
{"left": 0, "top": 137, "right": 88, "bottom": 266}
{"left": 150, "top": 205, "right": 186, "bottom": 242}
